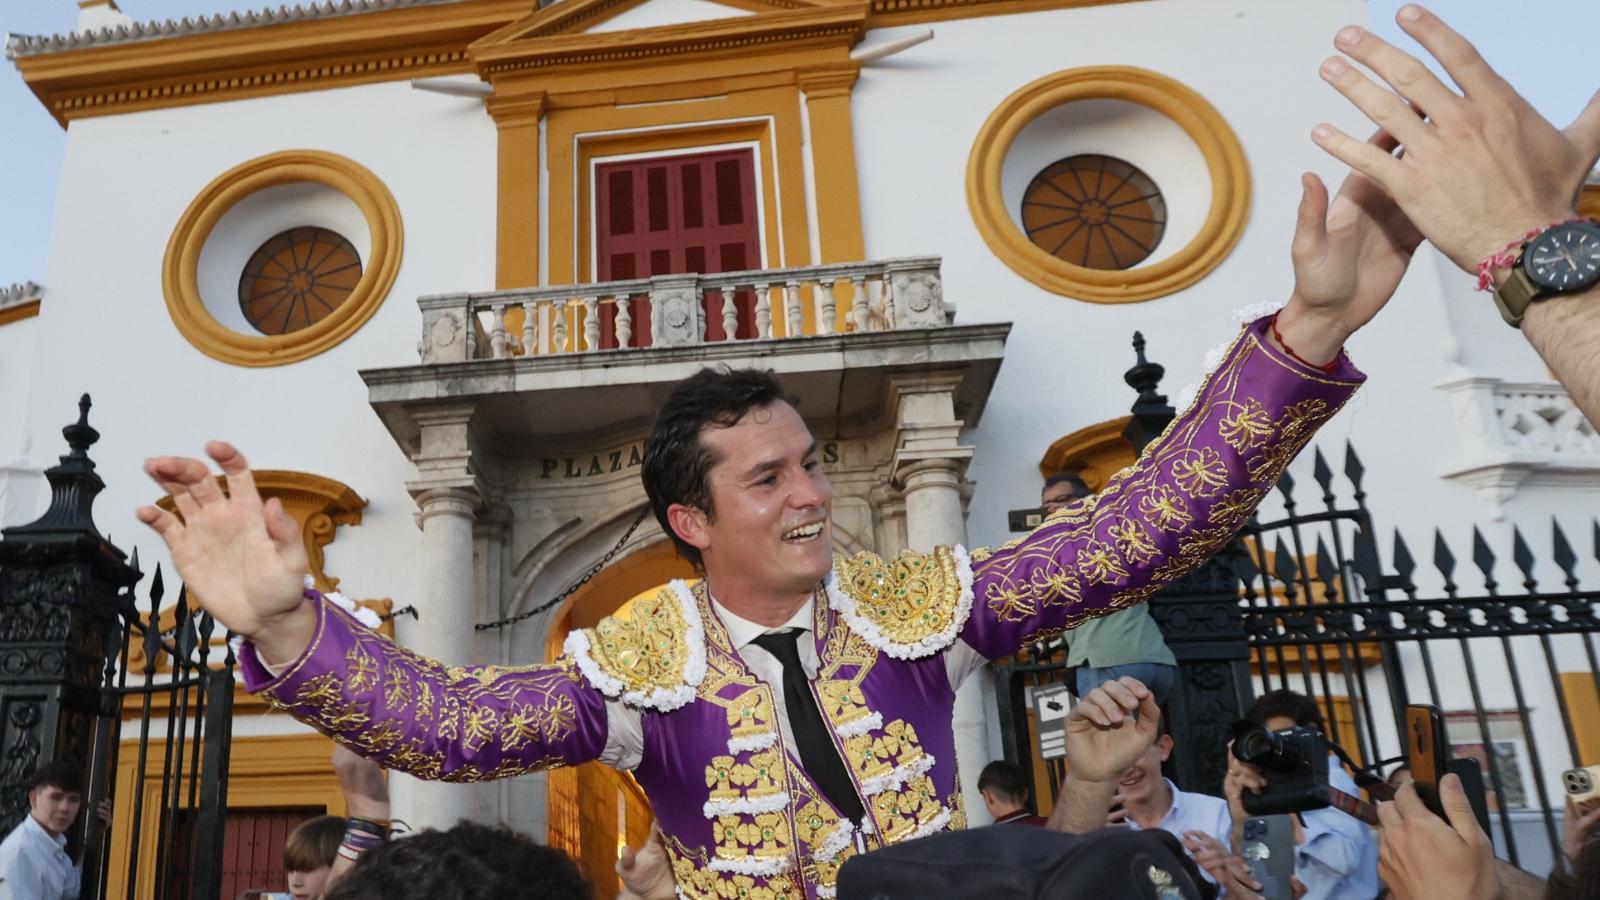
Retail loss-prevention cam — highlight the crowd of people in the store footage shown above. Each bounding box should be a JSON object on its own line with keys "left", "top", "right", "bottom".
{"left": 5, "top": 3, "right": 1598, "bottom": 899}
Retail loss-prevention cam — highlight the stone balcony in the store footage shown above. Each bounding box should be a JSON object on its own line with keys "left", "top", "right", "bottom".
{"left": 362, "top": 257, "right": 1010, "bottom": 459}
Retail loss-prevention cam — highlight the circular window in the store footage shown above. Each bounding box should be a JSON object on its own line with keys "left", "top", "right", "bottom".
{"left": 163, "top": 150, "right": 403, "bottom": 367}
{"left": 1022, "top": 155, "right": 1166, "bottom": 270}
{"left": 239, "top": 227, "right": 364, "bottom": 335}
{"left": 967, "top": 67, "right": 1250, "bottom": 303}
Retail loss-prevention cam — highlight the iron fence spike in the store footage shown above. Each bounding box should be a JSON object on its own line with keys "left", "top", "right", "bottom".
{"left": 1343, "top": 442, "right": 1365, "bottom": 488}
{"left": 1511, "top": 526, "right": 1536, "bottom": 588}
{"left": 1392, "top": 530, "right": 1416, "bottom": 580}
{"left": 1315, "top": 534, "right": 1338, "bottom": 594}
{"left": 1551, "top": 518, "right": 1578, "bottom": 586}
{"left": 149, "top": 563, "right": 165, "bottom": 609}
{"left": 1273, "top": 534, "right": 1299, "bottom": 598}
{"left": 1471, "top": 526, "right": 1498, "bottom": 589}
{"left": 1351, "top": 524, "right": 1382, "bottom": 595}
{"left": 1277, "top": 468, "right": 1296, "bottom": 502}
{"left": 1312, "top": 447, "right": 1334, "bottom": 497}
{"left": 1432, "top": 528, "right": 1456, "bottom": 579}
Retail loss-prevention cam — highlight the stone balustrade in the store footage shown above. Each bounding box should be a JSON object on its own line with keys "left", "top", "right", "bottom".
{"left": 416, "top": 257, "right": 947, "bottom": 363}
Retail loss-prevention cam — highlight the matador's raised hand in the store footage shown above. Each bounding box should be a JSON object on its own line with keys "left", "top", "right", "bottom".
{"left": 136, "top": 441, "right": 315, "bottom": 661}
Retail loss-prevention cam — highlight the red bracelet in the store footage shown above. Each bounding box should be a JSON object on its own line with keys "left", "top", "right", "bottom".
{"left": 1475, "top": 217, "right": 1585, "bottom": 291}
{"left": 1269, "top": 312, "right": 1339, "bottom": 375}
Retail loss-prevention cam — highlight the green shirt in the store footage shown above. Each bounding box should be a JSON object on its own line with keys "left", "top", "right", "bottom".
{"left": 1065, "top": 604, "right": 1176, "bottom": 668}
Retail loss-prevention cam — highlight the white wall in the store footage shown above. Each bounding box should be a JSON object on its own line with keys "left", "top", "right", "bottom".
{"left": 849, "top": 0, "right": 1600, "bottom": 563}
{"left": 0, "top": 313, "right": 43, "bottom": 526}
{"left": 22, "top": 76, "right": 498, "bottom": 636}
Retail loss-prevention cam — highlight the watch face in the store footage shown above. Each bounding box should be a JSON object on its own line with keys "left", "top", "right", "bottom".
{"left": 1525, "top": 222, "right": 1600, "bottom": 292}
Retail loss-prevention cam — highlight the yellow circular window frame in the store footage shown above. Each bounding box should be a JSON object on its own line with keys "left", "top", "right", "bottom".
{"left": 162, "top": 150, "right": 403, "bottom": 367}
{"left": 967, "top": 66, "right": 1251, "bottom": 304}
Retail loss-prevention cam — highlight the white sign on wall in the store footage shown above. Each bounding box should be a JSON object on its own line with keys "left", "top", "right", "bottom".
{"left": 1033, "top": 682, "right": 1072, "bottom": 760}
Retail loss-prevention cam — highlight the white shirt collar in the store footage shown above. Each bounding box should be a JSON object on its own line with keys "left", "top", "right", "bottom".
{"left": 24, "top": 812, "right": 68, "bottom": 850}
{"left": 712, "top": 594, "right": 814, "bottom": 652}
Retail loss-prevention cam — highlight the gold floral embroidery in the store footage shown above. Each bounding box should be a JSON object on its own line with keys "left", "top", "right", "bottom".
{"left": 346, "top": 644, "right": 378, "bottom": 694}
{"left": 1219, "top": 399, "right": 1273, "bottom": 450}
{"left": 587, "top": 587, "right": 693, "bottom": 698}
{"left": 1209, "top": 488, "right": 1267, "bottom": 525}
{"left": 833, "top": 546, "right": 965, "bottom": 647}
{"left": 296, "top": 673, "right": 344, "bottom": 708}
{"left": 817, "top": 681, "right": 870, "bottom": 730}
{"left": 1170, "top": 447, "right": 1229, "bottom": 498}
{"left": 726, "top": 687, "right": 777, "bottom": 742}
{"left": 1108, "top": 518, "right": 1158, "bottom": 565}
{"left": 1076, "top": 540, "right": 1129, "bottom": 586}
{"left": 712, "top": 811, "right": 792, "bottom": 861}
{"left": 731, "top": 749, "right": 785, "bottom": 803}
{"left": 463, "top": 706, "right": 498, "bottom": 751}
{"left": 1178, "top": 526, "right": 1233, "bottom": 559}
{"left": 1111, "top": 584, "right": 1162, "bottom": 609}
{"left": 706, "top": 754, "right": 741, "bottom": 804}
{"left": 1139, "top": 485, "right": 1193, "bottom": 532}
{"left": 983, "top": 574, "right": 1037, "bottom": 623}
{"left": 383, "top": 668, "right": 410, "bottom": 711}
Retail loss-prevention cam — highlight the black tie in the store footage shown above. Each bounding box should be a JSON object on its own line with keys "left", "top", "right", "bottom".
{"left": 750, "top": 628, "right": 866, "bottom": 823}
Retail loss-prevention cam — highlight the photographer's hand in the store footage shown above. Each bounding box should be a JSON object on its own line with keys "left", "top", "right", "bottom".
{"left": 1377, "top": 775, "right": 1497, "bottom": 900}
{"left": 1182, "top": 831, "right": 1264, "bottom": 900}
{"left": 1223, "top": 740, "right": 1269, "bottom": 848}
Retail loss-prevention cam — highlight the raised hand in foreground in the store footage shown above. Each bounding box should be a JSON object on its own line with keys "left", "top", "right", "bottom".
{"left": 136, "top": 442, "right": 315, "bottom": 663}
{"left": 1046, "top": 677, "right": 1159, "bottom": 834}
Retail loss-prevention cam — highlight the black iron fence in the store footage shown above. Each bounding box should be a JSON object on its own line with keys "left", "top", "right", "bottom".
{"left": 996, "top": 441, "right": 1600, "bottom": 874}
{"left": 0, "top": 397, "right": 236, "bottom": 900}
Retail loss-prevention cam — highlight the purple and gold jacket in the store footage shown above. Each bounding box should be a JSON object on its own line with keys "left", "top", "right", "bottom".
{"left": 240, "top": 317, "right": 1363, "bottom": 899}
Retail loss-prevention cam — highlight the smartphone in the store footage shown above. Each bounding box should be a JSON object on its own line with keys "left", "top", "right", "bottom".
{"left": 1240, "top": 815, "right": 1297, "bottom": 900}
{"left": 1405, "top": 704, "right": 1449, "bottom": 817}
{"left": 1566, "top": 764, "right": 1600, "bottom": 816}
{"left": 1008, "top": 507, "right": 1048, "bottom": 532}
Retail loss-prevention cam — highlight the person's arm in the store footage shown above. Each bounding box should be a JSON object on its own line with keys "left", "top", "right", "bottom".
{"left": 1525, "top": 293, "right": 1600, "bottom": 426}
{"left": 138, "top": 444, "right": 610, "bottom": 780}
{"left": 1310, "top": 6, "right": 1600, "bottom": 423}
{"left": 1296, "top": 807, "right": 1366, "bottom": 881}
{"left": 328, "top": 746, "right": 389, "bottom": 883}
{"left": 959, "top": 158, "right": 1420, "bottom": 662}
{"left": 238, "top": 596, "right": 609, "bottom": 782}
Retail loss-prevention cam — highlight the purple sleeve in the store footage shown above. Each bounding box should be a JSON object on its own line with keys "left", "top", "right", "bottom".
{"left": 960, "top": 316, "right": 1366, "bottom": 658}
{"left": 239, "top": 595, "right": 609, "bottom": 781}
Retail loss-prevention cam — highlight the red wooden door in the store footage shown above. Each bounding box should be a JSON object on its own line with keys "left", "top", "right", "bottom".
{"left": 594, "top": 149, "right": 762, "bottom": 347}
{"left": 214, "top": 807, "right": 325, "bottom": 899}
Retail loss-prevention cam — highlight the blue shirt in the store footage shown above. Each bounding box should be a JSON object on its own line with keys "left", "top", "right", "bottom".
{"left": 1295, "top": 758, "right": 1380, "bottom": 900}
{"left": 0, "top": 814, "right": 80, "bottom": 900}
{"left": 1124, "top": 779, "right": 1234, "bottom": 887}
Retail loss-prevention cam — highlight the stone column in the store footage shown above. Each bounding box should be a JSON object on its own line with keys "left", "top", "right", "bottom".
{"left": 391, "top": 406, "right": 490, "bottom": 830}
{"left": 889, "top": 375, "right": 992, "bottom": 823}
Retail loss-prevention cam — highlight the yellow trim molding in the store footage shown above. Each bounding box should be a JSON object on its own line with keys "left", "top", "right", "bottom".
{"left": 162, "top": 150, "right": 403, "bottom": 367}
{"left": 0, "top": 300, "right": 42, "bottom": 327}
{"left": 967, "top": 66, "right": 1251, "bottom": 303}
{"left": 1038, "top": 415, "right": 1134, "bottom": 492}
{"left": 14, "top": 0, "right": 534, "bottom": 126}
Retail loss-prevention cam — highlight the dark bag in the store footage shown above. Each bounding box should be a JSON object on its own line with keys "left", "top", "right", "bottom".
{"left": 836, "top": 825, "right": 1209, "bottom": 900}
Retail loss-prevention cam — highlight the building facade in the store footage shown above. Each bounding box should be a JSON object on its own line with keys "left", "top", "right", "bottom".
{"left": 3, "top": 0, "right": 1597, "bottom": 892}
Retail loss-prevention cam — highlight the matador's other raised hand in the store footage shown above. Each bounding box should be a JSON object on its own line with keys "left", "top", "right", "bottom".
{"left": 136, "top": 441, "right": 315, "bottom": 663}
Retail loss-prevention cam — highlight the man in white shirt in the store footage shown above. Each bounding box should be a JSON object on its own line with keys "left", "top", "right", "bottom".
{"left": 0, "top": 763, "right": 86, "bottom": 900}
{"left": 1109, "top": 732, "right": 1265, "bottom": 898}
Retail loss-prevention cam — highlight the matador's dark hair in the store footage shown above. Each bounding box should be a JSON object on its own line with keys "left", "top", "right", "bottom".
{"left": 323, "top": 821, "right": 589, "bottom": 900}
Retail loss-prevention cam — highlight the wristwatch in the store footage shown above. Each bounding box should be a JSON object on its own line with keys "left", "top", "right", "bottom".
{"left": 1492, "top": 218, "right": 1600, "bottom": 327}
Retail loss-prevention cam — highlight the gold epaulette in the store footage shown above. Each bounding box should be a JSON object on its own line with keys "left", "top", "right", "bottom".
{"left": 826, "top": 546, "right": 974, "bottom": 660}
{"left": 564, "top": 580, "right": 705, "bottom": 712}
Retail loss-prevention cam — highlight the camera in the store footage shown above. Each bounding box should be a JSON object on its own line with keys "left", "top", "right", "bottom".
{"left": 1230, "top": 720, "right": 1332, "bottom": 815}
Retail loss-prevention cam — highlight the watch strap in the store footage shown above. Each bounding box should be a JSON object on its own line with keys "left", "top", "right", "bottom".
{"left": 1492, "top": 266, "right": 1540, "bottom": 328}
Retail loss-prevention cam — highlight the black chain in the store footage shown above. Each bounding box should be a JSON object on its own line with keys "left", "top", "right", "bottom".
{"left": 474, "top": 506, "right": 652, "bottom": 631}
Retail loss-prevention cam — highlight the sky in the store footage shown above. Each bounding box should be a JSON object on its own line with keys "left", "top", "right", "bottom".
{"left": 1, "top": 0, "right": 1596, "bottom": 288}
